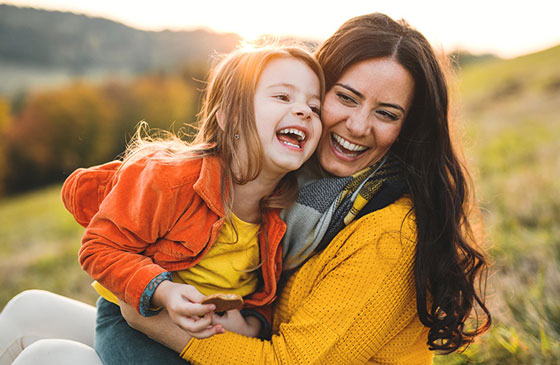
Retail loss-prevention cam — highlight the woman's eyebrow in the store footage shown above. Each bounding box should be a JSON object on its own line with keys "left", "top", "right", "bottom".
{"left": 379, "top": 102, "right": 405, "bottom": 113}
{"left": 336, "top": 83, "right": 405, "bottom": 113}
{"left": 336, "top": 83, "right": 363, "bottom": 99}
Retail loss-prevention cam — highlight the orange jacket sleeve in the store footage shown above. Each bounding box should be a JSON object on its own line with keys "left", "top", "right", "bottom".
{"left": 78, "top": 158, "right": 191, "bottom": 314}
{"left": 61, "top": 160, "right": 121, "bottom": 228}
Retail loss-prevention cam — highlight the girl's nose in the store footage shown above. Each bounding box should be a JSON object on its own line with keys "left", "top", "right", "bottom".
{"left": 293, "top": 103, "right": 311, "bottom": 120}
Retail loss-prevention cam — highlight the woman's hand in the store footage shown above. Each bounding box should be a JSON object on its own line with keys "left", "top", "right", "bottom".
{"left": 119, "top": 300, "right": 191, "bottom": 352}
{"left": 213, "top": 310, "right": 262, "bottom": 338}
{"left": 150, "top": 281, "right": 225, "bottom": 338}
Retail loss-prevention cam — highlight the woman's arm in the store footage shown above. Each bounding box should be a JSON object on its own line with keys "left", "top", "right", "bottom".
{"left": 125, "top": 204, "right": 424, "bottom": 364}
{"left": 119, "top": 301, "right": 195, "bottom": 352}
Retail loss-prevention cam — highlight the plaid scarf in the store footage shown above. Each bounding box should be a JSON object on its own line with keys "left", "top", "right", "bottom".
{"left": 280, "top": 154, "right": 405, "bottom": 271}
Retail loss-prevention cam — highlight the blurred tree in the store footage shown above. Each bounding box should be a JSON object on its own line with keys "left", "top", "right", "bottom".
{"left": 129, "top": 75, "right": 197, "bottom": 129}
{"left": 0, "top": 97, "right": 11, "bottom": 195}
{"left": 102, "top": 74, "right": 199, "bottom": 156}
{"left": 4, "top": 82, "right": 117, "bottom": 193}
{"left": 1, "top": 72, "right": 201, "bottom": 194}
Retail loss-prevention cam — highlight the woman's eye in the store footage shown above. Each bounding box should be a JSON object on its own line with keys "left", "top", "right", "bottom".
{"left": 336, "top": 92, "right": 357, "bottom": 105}
{"left": 376, "top": 110, "right": 398, "bottom": 121}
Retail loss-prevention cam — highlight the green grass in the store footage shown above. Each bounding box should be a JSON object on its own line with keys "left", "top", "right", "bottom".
{"left": 433, "top": 45, "right": 560, "bottom": 364}
{"left": 0, "top": 184, "right": 98, "bottom": 306}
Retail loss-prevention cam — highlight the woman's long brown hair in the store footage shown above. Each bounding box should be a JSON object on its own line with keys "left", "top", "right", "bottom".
{"left": 316, "top": 13, "right": 491, "bottom": 353}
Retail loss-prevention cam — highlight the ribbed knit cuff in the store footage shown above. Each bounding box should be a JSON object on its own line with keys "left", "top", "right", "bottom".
{"left": 240, "top": 308, "right": 272, "bottom": 340}
{"left": 179, "top": 337, "right": 195, "bottom": 359}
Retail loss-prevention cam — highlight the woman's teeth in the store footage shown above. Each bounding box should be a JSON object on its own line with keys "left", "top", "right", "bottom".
{"left": 332, "top": 134, "right": 368, "bottom": 155}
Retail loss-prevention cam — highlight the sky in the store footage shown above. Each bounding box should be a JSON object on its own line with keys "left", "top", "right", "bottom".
{"left": 3, "top": 0, "right": 560, "bottom": 58}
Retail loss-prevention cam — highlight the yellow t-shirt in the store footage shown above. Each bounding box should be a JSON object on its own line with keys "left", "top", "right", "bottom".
{"left": 93, "top": 213, "right": 261, "bottom": 305}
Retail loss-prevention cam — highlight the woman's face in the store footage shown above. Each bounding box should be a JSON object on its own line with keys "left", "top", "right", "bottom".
{"left": 317, "top": 58, "right": 415, "bottom": 177}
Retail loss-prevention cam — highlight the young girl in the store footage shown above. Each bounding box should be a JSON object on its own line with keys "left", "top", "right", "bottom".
{"left": 61, "top": 44, "right": 324, "bottom": 353}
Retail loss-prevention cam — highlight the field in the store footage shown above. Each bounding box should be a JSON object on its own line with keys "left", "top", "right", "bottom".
{"left": 0, "top": 185, "right": 96, "bottom": 306}
{"left": 1, "top": 46, "right": 559, "bottom": 363}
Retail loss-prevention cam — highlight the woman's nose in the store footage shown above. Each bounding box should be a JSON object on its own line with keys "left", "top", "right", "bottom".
{"left": 345, "top": 112, "right": 371, "bottom": 137}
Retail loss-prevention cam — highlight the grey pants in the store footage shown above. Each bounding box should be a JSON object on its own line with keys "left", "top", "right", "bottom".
{"left": 95, "top": 297, "right": 187, "bottom": 364}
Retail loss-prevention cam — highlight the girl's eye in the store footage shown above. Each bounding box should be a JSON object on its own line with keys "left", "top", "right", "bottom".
{"left": 336, "top": 92, "right": 357, "bottom": 105}
{"left": 310, "top": 106, "right": 321, "bottom": 117}
{"left": 274, "top": 94, "right": 290, "bottom": 101}
{"left": 376, "top": 110, "right": 398, "bottom": 121}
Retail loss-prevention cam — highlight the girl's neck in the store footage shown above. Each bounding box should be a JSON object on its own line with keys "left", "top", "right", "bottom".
{"left": 231, "top": 172, "right": 283, "bottom": 224}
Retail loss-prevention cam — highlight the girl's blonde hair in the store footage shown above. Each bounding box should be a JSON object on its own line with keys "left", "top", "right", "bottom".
{"left": 122, "top": 43, "right": 325, "bottom": 211}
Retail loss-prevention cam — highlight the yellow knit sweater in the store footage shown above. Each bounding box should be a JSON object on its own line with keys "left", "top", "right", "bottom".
{"left": 182, "top": 196, "right": 433, "bottom": 364}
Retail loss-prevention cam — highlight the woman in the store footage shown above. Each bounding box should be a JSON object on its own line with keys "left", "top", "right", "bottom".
{"left": 0, "top": 12, "right": 490, "bottom": 364}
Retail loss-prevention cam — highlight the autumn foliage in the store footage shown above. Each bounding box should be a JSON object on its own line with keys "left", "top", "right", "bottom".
{"left": 1, "top": 73, "right": 200, "bottom": 195}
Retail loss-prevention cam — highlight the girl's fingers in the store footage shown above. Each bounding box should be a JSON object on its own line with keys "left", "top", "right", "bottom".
{"left": 176, "top": 302, "right": 215, "bottom": 317}
{"left": 177, "top": 313, "right": 213, "bottom": 333}
{"left": 189, "top": 324, "right": 226, "bottom": 339}
{"left": 184, "top": 287, "right": 207, "bottom": 302}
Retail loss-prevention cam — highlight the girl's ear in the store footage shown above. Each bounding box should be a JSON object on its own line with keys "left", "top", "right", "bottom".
{"left": 216, "top": 108, "right": 226, "bottom": 131}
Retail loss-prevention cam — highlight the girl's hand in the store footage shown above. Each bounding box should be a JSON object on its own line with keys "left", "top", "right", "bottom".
{"left": 151, "top": 281, "right": 224, "bottom": 338}
{"left": 212, "top": 309, "right": 262, "bottom": 338}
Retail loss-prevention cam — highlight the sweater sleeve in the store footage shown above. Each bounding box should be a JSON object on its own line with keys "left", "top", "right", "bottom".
{"left": 182, "top": 208, "right": 420, "bottom": 364}
{"left": 79, "top": 159, "right": 182, "bottom": 314}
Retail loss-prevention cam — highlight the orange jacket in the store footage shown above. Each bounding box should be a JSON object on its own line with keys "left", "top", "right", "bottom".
{"left": 61, "top": 155, "right": 286, "bottom": 318}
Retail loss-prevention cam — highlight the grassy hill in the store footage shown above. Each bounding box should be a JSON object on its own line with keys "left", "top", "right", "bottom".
{"left": 0, "top": 44, "right": 558, "bottom": 362}
{"left": 0, "top": 185, "right": 96, "bottom": 306}
{"left": 434, "top": 45, "right": 560, "bottom": 363}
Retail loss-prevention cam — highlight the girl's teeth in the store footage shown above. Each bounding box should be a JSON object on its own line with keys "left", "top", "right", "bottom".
{"left": 278, "top": 128, "right": 306, "bottom": 141}
{"left": 281, "top": 141, "right": 300, "bottom": 148}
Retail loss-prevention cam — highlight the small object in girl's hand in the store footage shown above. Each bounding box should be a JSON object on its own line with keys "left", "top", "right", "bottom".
{"left": 201, "top": 293, "right": 243, "bottom": 312}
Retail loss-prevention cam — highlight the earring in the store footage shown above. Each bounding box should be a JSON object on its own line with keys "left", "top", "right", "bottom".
{"left": 234, "top": 134, "right": 240, "bottom": 140}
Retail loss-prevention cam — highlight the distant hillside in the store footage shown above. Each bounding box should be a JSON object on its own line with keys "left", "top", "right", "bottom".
{"left": 458, "top": 44, "right": 560, "bottom": 112}
{"left": 0, "top": 4, "right": 241, "bottom": 93}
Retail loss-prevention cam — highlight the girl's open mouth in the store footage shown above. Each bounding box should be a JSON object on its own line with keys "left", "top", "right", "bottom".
{"left": 276, "top": 127, "right": 308, "bottom": 149}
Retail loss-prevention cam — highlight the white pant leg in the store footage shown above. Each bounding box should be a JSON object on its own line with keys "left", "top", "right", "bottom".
{"left": 0, "top": 290, "right": 97, "bottom": 365}
{"left": 12, "top": 339, "right": 102, "bottom": 365}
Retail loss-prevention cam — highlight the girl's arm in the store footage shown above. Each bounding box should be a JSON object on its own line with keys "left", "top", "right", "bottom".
{"left": 78, "top": 158, "right": 225, "bottom": 337}
{"left": 79, "top": 159, "right": 176, "bottom": 315}
{"left": 78, "top": 159, "right": 204, "bottom": 316}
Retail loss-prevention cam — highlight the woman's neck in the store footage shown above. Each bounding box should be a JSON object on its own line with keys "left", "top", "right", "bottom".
{"left": 231, "top": 172, "right": 283, "bottom": 224}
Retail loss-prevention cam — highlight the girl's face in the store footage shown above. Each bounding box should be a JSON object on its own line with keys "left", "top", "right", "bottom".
{"left": 317, "top": 58, "right": 415, "bottom": 177}
{"left": 253, "top": 56, "right": 322, "bottom": 177}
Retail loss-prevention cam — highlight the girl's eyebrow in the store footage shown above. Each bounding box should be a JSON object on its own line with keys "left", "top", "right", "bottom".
{"left": 268, "top": 82, "right": 295, "bottom": 90}
{"left": 335, "top": 83, "right": 406, "bottom": 113}
{"left": 268, "top": 83, "right": 320, "bottom": 100}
